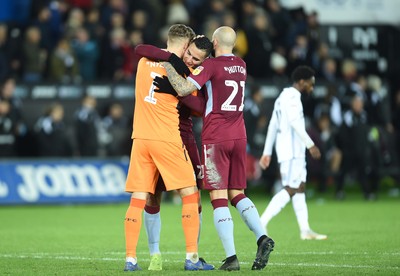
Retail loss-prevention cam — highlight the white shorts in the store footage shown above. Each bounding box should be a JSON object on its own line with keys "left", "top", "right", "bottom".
{"left": 279, "top": 158, "right": 307, "bottom": 189}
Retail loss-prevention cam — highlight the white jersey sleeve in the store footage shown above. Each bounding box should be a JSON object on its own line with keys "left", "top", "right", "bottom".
{"left": 262, "top": 108, "right": 278, "bottom": 156}
{"left": 289, "top": 117, "right": 314, "bottom": 149}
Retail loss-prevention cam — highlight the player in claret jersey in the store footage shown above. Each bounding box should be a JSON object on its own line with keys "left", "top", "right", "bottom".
{"left": 158, "top": 26, "right": 275, "bottom": 271}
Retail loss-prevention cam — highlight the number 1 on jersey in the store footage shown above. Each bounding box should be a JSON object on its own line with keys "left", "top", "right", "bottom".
{"left": 144, "top": 72, "right": 161, "bottom": 104}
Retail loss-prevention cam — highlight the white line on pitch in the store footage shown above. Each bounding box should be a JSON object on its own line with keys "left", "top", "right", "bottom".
{"left": 102, "top": 251, "right": 400, "bottom": 256}
{"left": 0, "top": 254, "right": 398, "bottom": 270}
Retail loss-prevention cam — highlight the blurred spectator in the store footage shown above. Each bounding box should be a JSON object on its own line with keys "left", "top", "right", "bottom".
{"left": 207, "top": 0, "right": 227, "bottom": 22}
{"left": 121, "top": 29, "right": 143, "bottom": 80}
{"left": 0, "top": 100, "right": 17, "bottom": 157}
{"left": 306, "top": 11, "right": 321, "bottom": 55}
{"left": 110, "top": 11, "right": 126, "bottom": 32}
{"left": 71, "top": 27, "right": 99, "bottom": 81}
{"left": 342, "top": 74, "right": 368, "bottom": 114}
{"left": 314, "top": 84, "right": 343, "bottom": 129}
{"left": 366, "top": 75, "right": 392, "bottom": 131}
{"left": 166, "top": 0, "right": 189, "bottom": 25}
{"left": 9, "top": 27, "right": 24, "bottom": 77}
{"left": 201, "top": 15, "right": 221, "bottom": 42}
{"left": 0, "top": 77, "right": 31, "bottom": 156}
{"left": 264, "top": 0, "right": 292, "bottom": 48}
{"left": 127, "top": 9, "right": 157, "bottom": 45}
{"left": 99, "top": 28, "right": 126, "bottom": 81}
{"left": 34, "top": 102, "right": 73, "bottom": 157}
{"left": 32, "top": 2, "right": 67, "bottom": 52}
{"left": 101, "top": 102, "right": 130, "bottom": 156}
{"left": 307, "top": 113, "right": 342, "bottom": 193}
{"left": 31, "top": 6, "right": 55, "bottom": 52}
{"left": 74, "top": 95, "right": 100, "bottom": 156}
{"left": 0, "top": 24, "right": 11, "bottom": 81}
{"left": 239, "top": 0, "right": 259, "bottom": 29}
{"left": 22, "top": 26, "right": 47, "bottom": 83}
{"left": 222, "top": 11, "right": 248, "bottom": 58}
{"left": 244, "top": 83, "right": 268, "bottom": 185}
{"left": 64, "top": 7, "right": 85, "bottom": 39}
{"left": 312, "top": 42, "right": 330, "bottom": 76}
{"left": 49, "top": 38, "right": 80, "bottom": 83}
{"left": 84, "top": 8, "right": 106, "bottom": 43}
{"left": 244, "top": 84, "right": 265, "bottom": 155}
{"left": 286, "top": 7, "right": 308, "bottom": 47}
{"left": 100, "top": 0, "right": 127, "bottom": 31}
{"left": 0, "top": 24, "right": 22, "bottom": 80}
{"left": 319, "top": 57, "right": 338, "bottom": 84}
{"left": 269, "top": 51, "right": 289, "bottom": 91}
{"left": 244, "top": 8, "right": 273, "bottom": 78}
{"left": 0, "top": 77, "right": 23, "bottom": 126}
{"left": 335, "top": 95, "right": 378, "bottom": 200}
{"left": 366, "top": 75, "right": 397, "bottom": 170}
{"left": 287, "top": 34, "right": 312, "bottom": 73}
{"left": 338, "top": 59, "right": 358, "bottom": 106}
{"left": 128, "top": 0, "right": 164, "bottom": 34}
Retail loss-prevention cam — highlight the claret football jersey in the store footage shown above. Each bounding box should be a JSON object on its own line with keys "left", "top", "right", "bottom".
{"left": 187, "top": 54, "right": 247, "bottom": 144}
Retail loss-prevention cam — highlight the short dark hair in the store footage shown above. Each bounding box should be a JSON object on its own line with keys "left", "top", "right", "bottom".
{"left": 191, "top": 36, "right": 213, "bottom": 58}
{"left": 291, "top": 65, "right": 315, "bottom": 83}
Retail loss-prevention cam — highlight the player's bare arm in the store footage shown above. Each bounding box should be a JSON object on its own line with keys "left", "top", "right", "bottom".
{"left": 161, "top": 62, "right": 197, "bottom": 96}
{"left": 308, "top": 145, "right": 321, "bottom": 160}
{"left": 259, "top": 155, "right": 271, "bottom": 170}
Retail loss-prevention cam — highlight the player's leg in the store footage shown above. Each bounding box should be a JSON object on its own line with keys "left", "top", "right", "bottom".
{"left": 124, "top": 192, "right": 147, "bottom": 271}
{"left": 124, "top": 140, "right": 158, "bottom": 271}
{"left": 184, "top": 138, "right": 213, "bottom": 267}
{"left": 178, "top": 186, "right": 214, "bottom": 270}
{"left": 228, "top": 140, "right": 267, "bottom": 240}
{"left": 227, "top": 140, "right": 274, "bottom": 270}
{"left": 144, "top": 179, "right": 164, "bottom": 271}
{"left": 259, "top": 160, "right": 292, "bottom": 230}
{"left": 293, "top": 189, "right": 327, "bottom": 240}
{"left": 183, "top": 138, "right": 204, "bottom": 243}
{"left": 289, "top": 159, "right": 327, "bottom": 240}
{"left": 210, "top": 189, "right": 239, "bottom": 270}
{"left": 203, "top": 142, "right": 238, "bottom": 270}
{"left": 154, "top": 141, "right": 213, "bottom": 270}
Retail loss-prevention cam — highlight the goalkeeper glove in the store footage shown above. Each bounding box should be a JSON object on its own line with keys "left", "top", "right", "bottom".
{"left": 153, "top": 76, "right": 178, "bottom": 96}
{"left": 168, "top": 53, "right": 190, "bottom": 76}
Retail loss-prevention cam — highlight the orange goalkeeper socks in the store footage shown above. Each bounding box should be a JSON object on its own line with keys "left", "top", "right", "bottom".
{"left": 125, "top": 198, "right": 146, "bottom": 258}
{"left": 181, "top": 192, "right": 200, "bottom": 253}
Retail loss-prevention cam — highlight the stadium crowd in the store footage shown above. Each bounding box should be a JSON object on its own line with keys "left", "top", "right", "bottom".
{"left": 0, "top": 0, "right": 399, "bottom": 198}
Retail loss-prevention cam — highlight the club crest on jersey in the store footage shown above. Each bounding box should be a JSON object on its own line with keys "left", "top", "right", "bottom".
{"left": 192, "top": 66, "right": 204, "bottom": 75}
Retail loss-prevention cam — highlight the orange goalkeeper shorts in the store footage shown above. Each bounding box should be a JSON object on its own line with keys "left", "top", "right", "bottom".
{"left": 125, "top": 139, "right": 196, "bottom": 193}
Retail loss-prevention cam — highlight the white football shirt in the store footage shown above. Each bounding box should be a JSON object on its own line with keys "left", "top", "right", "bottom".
{"left": 262, "top": 87, "right": 314, "bottom": 163}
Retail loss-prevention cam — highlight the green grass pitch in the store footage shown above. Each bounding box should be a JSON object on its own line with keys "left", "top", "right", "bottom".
{"left": 1, "top": 191, "right": 399, "bottom": 275}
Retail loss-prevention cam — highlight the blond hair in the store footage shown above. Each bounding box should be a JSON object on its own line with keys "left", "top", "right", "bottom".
{"left": 167, "top": 24, "right": 195, "bottom": 44}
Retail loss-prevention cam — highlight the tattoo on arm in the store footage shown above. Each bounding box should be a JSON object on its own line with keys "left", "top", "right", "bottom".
{"left": 162, "top": 62, "right": 197, "bottom": 96}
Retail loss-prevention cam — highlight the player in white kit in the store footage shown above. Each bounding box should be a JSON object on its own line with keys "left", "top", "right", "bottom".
{"left": 259, "top": 65, "right": 328, "bottom": 240}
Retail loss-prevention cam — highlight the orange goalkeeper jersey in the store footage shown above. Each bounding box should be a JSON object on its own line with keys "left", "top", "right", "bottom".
{"left": 132, "top": 58, "right": 182, "bottom": 143}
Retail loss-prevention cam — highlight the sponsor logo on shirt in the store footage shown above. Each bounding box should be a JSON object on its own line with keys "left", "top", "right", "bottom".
{"left": 192, "top": 66, "right": 204, "bottom": 75}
